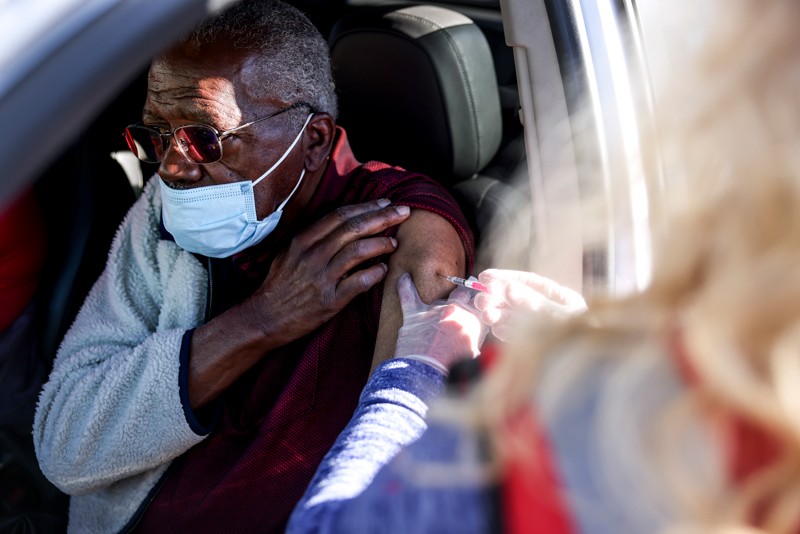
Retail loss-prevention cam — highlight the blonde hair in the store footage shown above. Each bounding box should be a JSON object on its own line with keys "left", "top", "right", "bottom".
{"left": 438, "top": 0, "right": 800, "bottom": 531}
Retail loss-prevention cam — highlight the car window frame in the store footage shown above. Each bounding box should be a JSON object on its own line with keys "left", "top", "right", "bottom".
{"left": 0, "top": 0, "right": 238, "bottom": 206}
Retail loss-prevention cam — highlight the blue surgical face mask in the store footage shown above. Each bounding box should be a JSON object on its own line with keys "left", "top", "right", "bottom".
{"left": 160, "top": 113, "right": 314, "bottom": 258}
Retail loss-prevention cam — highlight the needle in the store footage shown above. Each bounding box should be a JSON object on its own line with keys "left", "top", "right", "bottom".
{"left": 440, "top": 274, "right": 489, "bottom": 292}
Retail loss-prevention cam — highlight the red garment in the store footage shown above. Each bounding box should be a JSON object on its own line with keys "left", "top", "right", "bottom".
{"left": 668, "top": 330, "right": 789, "bottom": 530}
{"left": 0, "top": 189, "right": 46, "bottom": 331}
{"left": 503, "top": 406, "right": 575, "bottom": 534}
{"left": 475, "top": 344, "right": 574, "bottom": 534}
{"left": 137, "top": 128, "right": 474, "bottom": 533}
{"left": 668, "top": 332, "right": 782, "bottom": 492}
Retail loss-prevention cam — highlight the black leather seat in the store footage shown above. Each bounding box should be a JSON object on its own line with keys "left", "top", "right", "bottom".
{"left": 329, "top": 4, "right": 524, "bottom": 269}
{"left": 34, "top": 75, "right": 145, "bottom": 364}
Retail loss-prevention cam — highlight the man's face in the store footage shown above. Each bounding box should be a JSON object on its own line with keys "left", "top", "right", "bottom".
{"left": 144, "top": 42, "right": 308, "bottom": 220}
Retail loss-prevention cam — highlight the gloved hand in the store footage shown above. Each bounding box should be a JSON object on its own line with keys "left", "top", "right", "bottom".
{"left": 474, "top": 269, "right": 587, "bottom": 341}
{"left": 393, "top": 272, "right": 488, "bottom": 374}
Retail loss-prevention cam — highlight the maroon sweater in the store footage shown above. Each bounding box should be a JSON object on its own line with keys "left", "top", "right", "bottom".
{"left": 134, "top": 129, "right": 474, "bottom": 533}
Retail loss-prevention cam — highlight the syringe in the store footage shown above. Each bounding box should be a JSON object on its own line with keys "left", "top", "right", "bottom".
{"left": 440, "top": 274, "right": 489, "bottom": 293}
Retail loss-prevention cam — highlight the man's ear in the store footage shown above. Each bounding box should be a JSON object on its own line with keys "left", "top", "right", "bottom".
{"left": 304, "top": 113, "right": 336, "bottom": 173}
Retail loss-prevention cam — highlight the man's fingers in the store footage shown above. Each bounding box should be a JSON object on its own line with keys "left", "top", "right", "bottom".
{"left": 316, "top": 204, "right": 411, "bottom": 260}
{"left": 296, "top": 199, "right": 396, "bottom": 247}
{"left": 320, "top": 199, "right": 393, "bottom": 235}
{"left": 327, "top": 236, "right": 397, "bottom": 277}
{"left": 334, "top": 263, "right": 389, "bottom": 305}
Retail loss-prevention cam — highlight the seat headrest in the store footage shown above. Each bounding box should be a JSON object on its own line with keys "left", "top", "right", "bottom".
{"left": 329, "top": 5, "right": 502, "bottom": 185}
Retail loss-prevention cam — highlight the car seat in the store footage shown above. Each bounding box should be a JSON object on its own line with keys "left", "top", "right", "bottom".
{"left": 328, "top": 4, "right": 527, "bottom": 271}
{"left": 34, "top": 72, "right": 147, "bottom": 365}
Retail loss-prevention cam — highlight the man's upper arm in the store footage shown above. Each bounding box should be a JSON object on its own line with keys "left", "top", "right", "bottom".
{"left": 371, "top": 209, "right": 467, "bottom": 373}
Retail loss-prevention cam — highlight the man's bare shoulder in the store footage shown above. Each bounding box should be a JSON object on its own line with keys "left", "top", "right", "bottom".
{"left": 389, "top": 209, "right": 466, "bottom": 303}
{"left": 370, "top": 208, "right": 467, "bottom": 372}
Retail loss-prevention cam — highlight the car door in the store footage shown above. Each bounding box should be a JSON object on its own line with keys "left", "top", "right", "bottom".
{"left": 500, "top": 0, "right": 657, "bottom": 297}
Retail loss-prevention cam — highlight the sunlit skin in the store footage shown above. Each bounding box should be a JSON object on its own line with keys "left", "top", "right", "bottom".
{"left": 395, "top": 273, "right": 485, "bottom": 369}
{"left": 145, "top": 39, "right": 466, "bottom": 408}
{"left": 146, "top": 43, "right": 330, "bottom": 248}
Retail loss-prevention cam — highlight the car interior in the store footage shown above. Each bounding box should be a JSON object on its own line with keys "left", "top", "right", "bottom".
{"left": 0, "top": 0, "right": 677, "bottom": 529}
{"left": 4, "top": 0, "right": 655, "bottom": 529}
{"left": 31, "top": 0, "right": 526, "bottom": 365}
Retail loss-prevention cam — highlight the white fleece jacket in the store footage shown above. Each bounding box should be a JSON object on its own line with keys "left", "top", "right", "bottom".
{"left": 34, "top": 178, "right": 210, "bottom": 533}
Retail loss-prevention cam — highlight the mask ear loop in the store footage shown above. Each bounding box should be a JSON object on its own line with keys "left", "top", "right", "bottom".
{"left": 252, "top": 113, "right": 314, "bottom": 187}
{"left": 276, "top": 168, "right": 306, "bottom": 212}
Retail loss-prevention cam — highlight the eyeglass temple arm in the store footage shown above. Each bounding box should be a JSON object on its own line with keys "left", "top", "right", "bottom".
{"left": 221, "top": 102, "right": 314, "bottom": 138}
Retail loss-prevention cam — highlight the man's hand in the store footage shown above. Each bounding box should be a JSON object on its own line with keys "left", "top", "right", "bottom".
{"left": 189, "top": 199, "right": 411, "bottom": 408}
{"left": 244, "top": 199, "right": 411, "bottom": 346}
{"left": 393, "top": 273, "right": 487, "bottom": 374}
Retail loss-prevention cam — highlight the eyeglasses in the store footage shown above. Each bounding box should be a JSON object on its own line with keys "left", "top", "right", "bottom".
{"left": 123, "top": 102, "right": 313, "bottom": 164}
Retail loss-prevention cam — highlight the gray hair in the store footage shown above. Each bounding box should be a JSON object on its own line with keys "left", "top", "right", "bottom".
{"left": 182, "top": 0, "right": 337, "bottom": 117}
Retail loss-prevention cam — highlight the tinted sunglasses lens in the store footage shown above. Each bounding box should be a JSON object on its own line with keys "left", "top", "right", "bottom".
{"left": 124, "top": 126, "right": 165, "bottom": 163}
{"left": 175, "top": 126, "right": 222, "bottom": 163}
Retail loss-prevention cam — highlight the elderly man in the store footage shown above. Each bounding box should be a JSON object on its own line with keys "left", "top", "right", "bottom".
{"left": 33, "top": 1, "right": 473, "bottom": 532}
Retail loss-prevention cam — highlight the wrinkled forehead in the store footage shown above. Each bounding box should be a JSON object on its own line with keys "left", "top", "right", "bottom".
{"left": 146, "top": 44, "right": 266, "bottom": 124}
